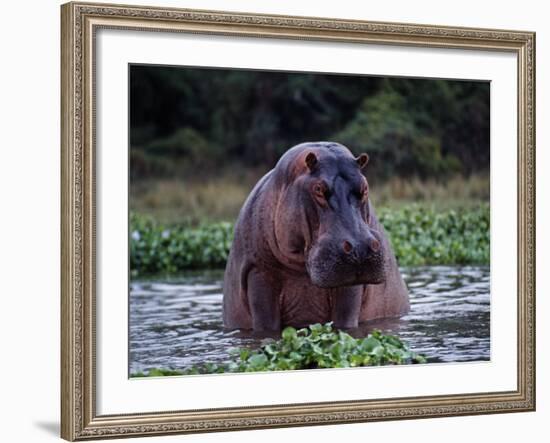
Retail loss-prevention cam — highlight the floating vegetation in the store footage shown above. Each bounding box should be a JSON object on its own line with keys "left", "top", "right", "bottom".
{"left": 130, "top": 204, "right": 489, "bottom": 277}
{"left": 130, "top": 323, "right": 426, "bottom": 377}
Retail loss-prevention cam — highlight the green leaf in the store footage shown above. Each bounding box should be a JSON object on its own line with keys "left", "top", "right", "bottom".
{"left": 247, "top": 353, "right": 268, "bottom": 367}
{"left": 132, "top": 323, "right": 428, "bottom": 375}
{"left": 309, "top": 323, "right": 323, "bottom": 333}
{"left": 239, "top": 349, "right": 250, "bottom": 361}
{"left": 361, "top": 336, "right": 381, "bottom": 352}
{"left": 281, "top": 326, "right": 297, "bottom": 341}
{"left": 372, "top": 345, "right": 385, "bottom": 358}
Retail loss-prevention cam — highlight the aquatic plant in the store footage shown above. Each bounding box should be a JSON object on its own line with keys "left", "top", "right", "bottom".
{"left": 378, "top": 204, "right": 490, "bottom": 266}
{"left": 130, "top": 323, "right": 426, "bottom": 377}
{"left": 130, "top": 204, "right": 489, "bottom": 276}
{"left": 131, "top": 367, "right": 185, "bottom": 377}
{"left": 130, "top": 213, "right": 233, "bottom": 276}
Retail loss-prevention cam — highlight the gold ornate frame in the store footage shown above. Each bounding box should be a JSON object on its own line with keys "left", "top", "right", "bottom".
{"left": 61, "top": 1, "right": 536, "bottom": 440}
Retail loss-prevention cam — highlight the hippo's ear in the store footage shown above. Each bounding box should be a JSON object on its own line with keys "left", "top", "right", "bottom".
{"left": 356, "top": 153, "right": 369, "bottom": 170}
{"left": 305, "top": 151, "right": 318, "bottom": 172}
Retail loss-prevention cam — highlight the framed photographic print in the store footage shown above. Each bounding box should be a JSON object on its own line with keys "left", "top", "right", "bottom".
{"left": 61, "top": 1, "right": 536, "bottom": 440}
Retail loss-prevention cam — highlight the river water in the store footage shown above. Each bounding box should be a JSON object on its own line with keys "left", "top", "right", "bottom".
{"left": 129, "top": 266, "right": 490, "bottom": 374}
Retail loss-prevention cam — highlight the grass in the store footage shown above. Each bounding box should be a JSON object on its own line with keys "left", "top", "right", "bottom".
{"left": 130, "top": 323, "right": 427, "bottom": 377}
{"left": 130, "top": 168, "right": 263, "bottom": 225}
{"left": 372, "top": 174, "right": 489, "bottom": 210}
{"left": 130, "top": 203, "right": 489, "bottom": 277}
{"left": 130, "top": 172, "right": 489, "bottom": 225}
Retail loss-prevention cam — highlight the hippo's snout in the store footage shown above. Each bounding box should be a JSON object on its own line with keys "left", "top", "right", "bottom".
{"left": 340, "top": 235, "right": 381, "bottom": 261}
{"left": 306, "top": 232, "right": 386, "bottom": 288}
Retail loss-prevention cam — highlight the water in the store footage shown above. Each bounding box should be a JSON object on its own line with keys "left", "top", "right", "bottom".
{"left": 129, "top": 266, "right": 490, "bottom": 374}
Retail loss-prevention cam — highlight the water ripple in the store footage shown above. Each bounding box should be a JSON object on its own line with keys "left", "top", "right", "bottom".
{"left": 130, "top": 266, "right": 490, "bottom": 373}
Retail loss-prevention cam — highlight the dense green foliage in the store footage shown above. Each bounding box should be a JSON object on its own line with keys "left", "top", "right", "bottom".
{"left": 130, "top": 66, "right": 489, "bottom": 182}
{"left": 130, "top": 323, "right": 426, "bottom": 377}
{"left": 130, "top": 213, "right": 232, "bottom": 276}
{"left": 378, "top": 204, "right": 490, "bottom": 266}
{"left": 130, "top": 204, "right": 489, "bottom": 276}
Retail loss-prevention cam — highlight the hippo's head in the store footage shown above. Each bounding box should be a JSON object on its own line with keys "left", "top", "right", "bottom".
{"left": 272, "top": 142, "right": 386, "bottom": 288}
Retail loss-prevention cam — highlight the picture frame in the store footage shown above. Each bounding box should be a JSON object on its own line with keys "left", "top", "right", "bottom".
{"left": 60, "top": 1, "right": 536, "bottom": 440}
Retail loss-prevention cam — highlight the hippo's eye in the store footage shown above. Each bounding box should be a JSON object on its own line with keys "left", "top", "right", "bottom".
{"left": 355, "top": 187, "right": 368, "bottom": 202}
{"left": 313, "top": 183, "right": 324, "bottom": 196}
{"left": 359, "top": 183, "right": 369, "bottom": 202}
{"left": 312, "top": 182, "right": 329, "bottom": 202}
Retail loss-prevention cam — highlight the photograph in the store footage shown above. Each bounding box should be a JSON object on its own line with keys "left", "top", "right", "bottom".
{"left": 1, "top": 0, "right": 545, "bottom": 441}
{"left": 128, "top": 65, "right": 491, "bottom": 377}
{"left": 58, "top": 2, "right": 535, "bottom": 440}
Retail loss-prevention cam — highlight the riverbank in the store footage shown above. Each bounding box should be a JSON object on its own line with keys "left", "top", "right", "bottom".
{"left": 130, "top": 203, "right": 489, "bottom": 277}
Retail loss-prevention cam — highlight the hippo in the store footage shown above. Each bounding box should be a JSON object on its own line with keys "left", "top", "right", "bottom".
{"left": 223, "top": 142, "right": 409, "bottom": 331}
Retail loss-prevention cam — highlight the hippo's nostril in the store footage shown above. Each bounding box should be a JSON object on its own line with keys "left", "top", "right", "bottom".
{"left": 342, "top": 240, "right": 353, "bottom": 254}
{"left": 369, "top": 237, "right": 380, "bottom": 253}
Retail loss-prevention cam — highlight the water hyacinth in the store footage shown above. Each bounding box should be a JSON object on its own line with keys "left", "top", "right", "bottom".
{"left": 130, "top": 213, "right": 233, "bottom": 276}
{"left": 130, "top": 323, "right": 427, "bottom": 377}
{"left": 377, "top": 204, "right": 490, "bottom": 266}
{"left": 130, "top": 204, "right": 489, "bottom": 276}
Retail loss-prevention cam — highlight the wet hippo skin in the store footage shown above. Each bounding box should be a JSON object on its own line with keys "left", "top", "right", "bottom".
{"left": 223, "top": 142, "right": 410, "bottom": 331}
